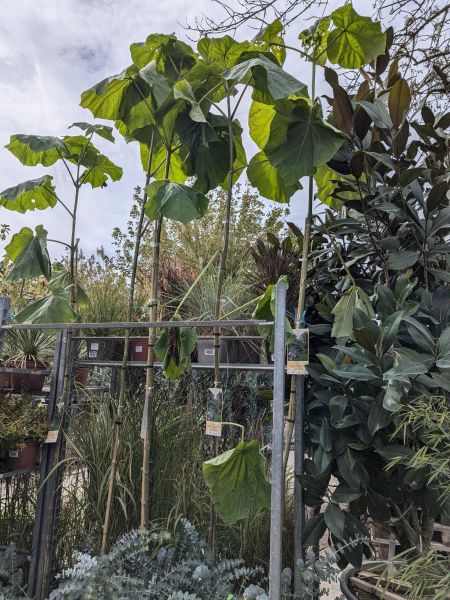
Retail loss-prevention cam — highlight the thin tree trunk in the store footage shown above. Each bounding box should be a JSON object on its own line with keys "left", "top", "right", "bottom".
{"left": 283, "top": 60, "right": 316, "bottom": 473}
{"left": 101, "top": 129, "right": 155, "bottom": 552}
{"left": 208, "top": 92, "right": 235, "bottom": 555}
{"left": 140, "top": 147, "right": 172, "bottom": 529}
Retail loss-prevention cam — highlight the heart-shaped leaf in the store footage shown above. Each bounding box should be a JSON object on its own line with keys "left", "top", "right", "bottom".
{"left": 203, "top": 439, "right": 271, "bottom": 524}
{"left": 145, "top": 180, "right": 209, "bottom": 224}
{"left": 0, "top": 176, "right": 56, "bottom": 213}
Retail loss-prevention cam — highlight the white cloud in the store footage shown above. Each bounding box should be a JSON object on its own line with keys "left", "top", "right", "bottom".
{"left": 0, "top": 0, "right": 373, "bottom": 260}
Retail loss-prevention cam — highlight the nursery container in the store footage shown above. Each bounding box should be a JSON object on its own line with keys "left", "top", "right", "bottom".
{"left": 0, "top": 363, "right": 11, "bottom": 390}
{"left": 130, "top": 338, "right": 148, "bottom": 362}
{"left": 4, "top": 442, "right": 40, "bottom": 471}
{"left": 10, "top": 360, "right": 47, "bottom": 393}
{"left": 73, "top": 366, "right": 90, "bottom": 388}
{"left": 196, "top": 336, "right": 262, "bottom": 365}
{"left": 86, "top": 338, "right": 122, "bottom": 361}
{"left": 340, "top": 561, "right": 387, "bottom": 600}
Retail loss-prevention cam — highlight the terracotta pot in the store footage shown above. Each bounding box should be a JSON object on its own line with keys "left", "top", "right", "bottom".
{"left": 4, "top": 441, "right": 41, "bottom": 471}
{"left": 10, "top": 360, "right": 48, "bottom": 393}
{"left": 0, "top": 363, "right": 11, "bottom": 390}
{"left": 73, "top": 366, "right": 90, "bottom": 388}
{"left": 130, "top": 338, "right": 147, "bottom": 362}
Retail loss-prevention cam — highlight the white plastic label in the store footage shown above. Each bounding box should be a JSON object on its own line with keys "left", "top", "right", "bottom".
{"left": 88, "top": 351, "right": 97, "bottom": 358}
{"left": 90, "top": 342, "right": 99, "bottom": 350}
{"left": 135, "top": 345, "right": 143, "bottom": 352}
{"left": 8, "top": 450, "right": 19, "bottom": 458}
{"left": 204, "top": 348, "right": 214, "bottom": 356}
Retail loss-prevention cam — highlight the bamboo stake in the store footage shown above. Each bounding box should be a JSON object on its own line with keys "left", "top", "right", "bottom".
{"left": 101, "top": 128, "right": 156, "bottom": 553}
{"left": 140, "top": 146, "right": 172, "bottom": 529}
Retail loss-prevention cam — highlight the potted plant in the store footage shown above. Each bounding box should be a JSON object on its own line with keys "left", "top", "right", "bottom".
{"left": 0, "top": 393, "right": 48, "bottom": 471}
{"left": 3, "top": 329, "right": 53, "bottom": 393}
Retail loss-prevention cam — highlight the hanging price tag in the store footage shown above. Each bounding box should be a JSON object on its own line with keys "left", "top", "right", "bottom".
{"left": 286, "top": 328, "right": 309, "bottom": 375}
{"left": 205, "top": 387, "right": 223, "bottom": 437}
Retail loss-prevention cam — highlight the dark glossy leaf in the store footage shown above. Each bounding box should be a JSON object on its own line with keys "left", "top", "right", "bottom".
{"left": 388, "top": 78, "right": 411, "bottom": 128}
{"left": 427, "top": 181, "right": 449, "bottom": 212}
{"left": 302, "top": 514, "right": 326, "bottom": 547}
{"left": 324, "top": 502, "right": 346, "bottom": 541}
{"left": 331, "top": 483, "right": 363, "bottom": 503}
{"left": 387, "top": 250, "right": 419, "bottom": 270}
{"left": 155, "top": 321, "right": 197, "bottom": 379}
{"left": 368, "top": 398, "right": 391, "bottom": 434}
{"left": 332, "top": 84, "right": 354, "bottom": 134}
{"left": 333, "top": 364, "right": 379, "bottom": 381}
{"left": 357, "top": 99, "right": 393, "bottom": 129}
{"left": 329, "top": 395, "right": 348, "bottom": 423}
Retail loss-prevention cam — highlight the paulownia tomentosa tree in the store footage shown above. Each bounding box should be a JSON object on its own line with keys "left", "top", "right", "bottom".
{"left": 0, "top": 123, "right": 122, "bottom": 322}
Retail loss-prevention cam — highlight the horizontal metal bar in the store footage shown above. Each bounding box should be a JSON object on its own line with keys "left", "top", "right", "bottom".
{"left": 0, "top": 367, "right": 51, "bottom": 375}
{"left": 0, "top": 319, "right": 272, "bottom": 332}
{"left": 76, "top": 360, "right": 276, "bottom": 372}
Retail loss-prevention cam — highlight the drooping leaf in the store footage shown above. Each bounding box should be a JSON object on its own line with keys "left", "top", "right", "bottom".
{"left": 14, "top": 288, "right": 76, "bottom": 324}
{"left": 314, "top": 164, "right": 359, "bottom": 209}
{"left": 5, "top": 225, "right": 51, "bottom": 282}
{"left": 6, "top": 134, "right": 67, "bottom": 166}
{"left": 173, "top": 79, "right": 207, "bottom": 123}
{"left": 327, "top": 4, "right": 386, "bottom": 69}
{"left": 324, "top": 502, "right": 346, "bottom": 541}
{"left": 223, "top": 54, "right": 307, "bottom": 102}
{"left": 197, "top": 35, "right": 251, "bottom": 69}
{"left": 247, "top": 151, "right": 300, "bottom": 202}
{"left": 145, "top": 180, "right": 209, "bottom": 224}
{"left": 302, "top": 514, "right": 326, "bottom": 547}
{"left": 203, "top": 439, "right": 271, "bottom": 524}
{"left": 154, "top": 320, "right": 197, "bottom": 379}
{"left": 388, "top": 78, "right": 411, "bottom": 129}
{"left": 69, "top": 122, "right": 115, "bottom": 142}
{"left": 357, "top": 99, "right": 393, "bottom": 129}
{"left": 331, "top": 287, "right": 374, "bottom": 340}
{"left": 387, "top": 250, "right": 419, "bottom": 270}
{"left": 0, "top": 176, "right": 57, "bottom": 213}
{"left": 253, "top": 277, "right": 294, "bottom": 351}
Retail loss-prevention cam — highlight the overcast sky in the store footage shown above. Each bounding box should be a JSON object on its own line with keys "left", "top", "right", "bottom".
{"left": 0, "top": 0, "right": 372, "bottom": 261}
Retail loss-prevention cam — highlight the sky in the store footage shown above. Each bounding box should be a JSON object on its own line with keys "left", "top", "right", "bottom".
{"left": 0, "top": 0, "right": 372, "bottom": 261}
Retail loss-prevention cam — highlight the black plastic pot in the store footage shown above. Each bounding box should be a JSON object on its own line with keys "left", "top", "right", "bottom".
{"left": 340, "top": 561, "right": 386, "bottom": 600}
{"left": 86, "top": 338, "right": 124, "bottom": 361}
{"left": 196, "top": 336, "right": 262, "bottom": 365}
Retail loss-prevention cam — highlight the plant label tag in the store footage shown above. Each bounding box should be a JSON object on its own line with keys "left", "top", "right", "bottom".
{"left": 206, "top": 387, "right": 223, "bottom": 437}
{"left": 90, "top": 343, "right": 99, "bottom": 351}
{"left": 44, "top": 430, "right": 59, "bottom": 444}
{"left": 8, "top": 450, "right": 19, "bottom": 458}
{"left": 135, "top": 345, "right": 143, "bottom": 352}
{"left": 88, "top": 351, "right": 97, "bottom": 358}
{"left": 287, "top": 328, "right": 309, "bottom": 375}
{"left": 204, "top": 348, "right": 214, "bottom": 356}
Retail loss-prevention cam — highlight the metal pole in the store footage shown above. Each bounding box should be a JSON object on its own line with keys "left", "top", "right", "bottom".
{"left": 0, "top": 296, "right": 10, "bottom": 354}
{"left": 269, "top": 281, "right": 287, "bottom": 600}
{"left": 294, "top": 374, "right": 305, "bottom": 595}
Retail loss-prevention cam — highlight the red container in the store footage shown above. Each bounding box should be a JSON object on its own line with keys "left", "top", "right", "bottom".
{"left": 130, "top": 338, "right": 147, "bottom": 362}
{"left": 0, "top": 364, "right": 11, "bottom": 390}
{"left": 73, "top": 366, "right": 90, "bottom": 388}
{"left": 4, "top": 442, "right": 40, "bottom": 471}
{"left": 10, "top": 360, "right": 48, "bottom": 393}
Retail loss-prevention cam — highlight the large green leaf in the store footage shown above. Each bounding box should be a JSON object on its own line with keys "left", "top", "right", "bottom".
{"left": 5, "top": 225, "right": 51, "bottom": 282}
{"left": 6, "top": 135, "right": 67, "bottom": 166}
{"left": 223, "top": 54, "right": 307, "bottom": 102}
{"left": 14, "top": 288, "right": 76, "bottom": 324}
{"left": 302, "top": 514, "right": 327, "bottom": 547}
{"left": 0, "top": 176, "right": 56, "bottom": 213}
{"left": 247, "top": 151, "right": 300, "bottom": 202}
{"left": 173, "top": 79, "right": 207, "bottom": 123}
{"left": 248, "top": 101, "right": 277, "bottom": 149}
{"left": 80, "top": 153, "right": 123, "bottom": 188}
{"left": 388, "top": 78, "right": 411, "bottom": 129}
{"left": 264, "top": 99, "right": 345, "bottom": 184}
{"left": 144, "top": 180, "right": 209, "bottom": 224}
{"left": 314, "top": 164, "right": 359, "bottom": 209}
{"left": 327, "top": 4, "right": 386, "bottom": 69}
{"left": 69, "top": 122, "right": 115, "bottom": 142}
{"left": 80, "top": 65, "right": 139, "bottom": 120}
{"left": 130, "top": 34, "right": 196, "bottom": 80}
{"left": 203, "top": 439, "right": 271, "bottom": 524}
{"left": 324, "top": 502, "right": 346, "bottom": 541}
{"left": 197, "top": 35, "right": 251, "bottom": 69}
